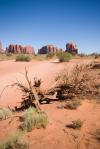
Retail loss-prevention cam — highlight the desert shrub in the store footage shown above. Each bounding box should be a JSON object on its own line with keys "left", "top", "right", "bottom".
{"left": 64, "top": 99, "right": 81, "bottom": 110}
{"left": 46, "top": 52, "right": 54, "bottom": 59}
{"left": 95, "top": 129, "right": 100, "bottom": 141}
{"left": 20, "top": 107, "right": 48, "bottom": 132}
{"left": 16, "top": 54, "right": 31, "bottom": 62}
{"left": 56, "top": 51, "right": 72, "bottom": 62}
{"left": 55, "top": 64, "right": 100, "bottom": 99}
{"left": 0, "top": 131, "right": 29, "bottom": 149}
{"left": 0, "top": 108, "right": 12, "bottom": 120}
{"left": 67, "top": 119, "right": 83, "bottom": 129}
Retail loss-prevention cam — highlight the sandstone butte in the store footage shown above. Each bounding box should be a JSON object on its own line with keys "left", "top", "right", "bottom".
{"left": 65, "top": 42, "right": 78, "bottom": 54}
{"left": 38, "top": 45, "right": 59, "bottom": 54}
{"left": 6, "top": 44, "right": 35, "bottom": 54}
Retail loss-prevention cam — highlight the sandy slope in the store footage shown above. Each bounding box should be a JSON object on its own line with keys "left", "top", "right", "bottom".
{"left": 0, "top": 59, "right": 100, "bottom": 149}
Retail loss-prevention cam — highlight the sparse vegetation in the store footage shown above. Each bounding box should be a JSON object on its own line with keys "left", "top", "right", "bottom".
{"left": 0, "top": 108, "right": 12, "bottom": 120}
{"left": 16, "top": 54, "right": 31, "bottom": 62}
{"left": 20, "top": 107, "right": 48, "bottom": 132}
{"left": 34, "top": 54, "right": 47, "bottom": 61}
{"left": 67, "top": 119, "right": 83, "bottom": 129}
{"left": 78, "top": 53, "right": 87, "bottom": 57}
{"left": 78, "top": 53, "right": 100, "bottom": 59}
{"left": 0, "top": 131, "right": 29, "bottom": 149}
{"left": 0, "top": 53, "right": 48, "bottom": 61}
{"left": 90, "top": 53, "right": 100, "bottom": 59}
{"left": 46, "top": 52, "right": 54, "bottom": 59}
{"left": 0, "top": 53, "right": 16, "bottom": 61}
{"left": 64, "top": 99, "right": 81, "bottom": 109}
{"left": 56, "top": 51, "right": 72, "bottom": 62}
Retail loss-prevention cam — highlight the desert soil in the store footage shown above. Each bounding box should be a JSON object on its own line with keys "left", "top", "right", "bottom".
{"left": 0, "top": 59, "right": 100, "bottom": 149}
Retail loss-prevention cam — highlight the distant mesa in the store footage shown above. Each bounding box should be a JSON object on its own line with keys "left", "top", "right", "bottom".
{"left": 0, "top": 40, "right": 79, "bottom": 55}
{"left": 38, "top": 45, "right": 59, "bottom": 54}
{"left": 6, "top": 44, "right": 35, "bottom": 54}
{"left": 65, "top": 42, "right": 78, "bottom": 54}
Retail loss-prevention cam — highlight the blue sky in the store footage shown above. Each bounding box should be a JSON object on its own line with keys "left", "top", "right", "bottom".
{"left": 0, "top": 0, "right": 100, "bottom": 53}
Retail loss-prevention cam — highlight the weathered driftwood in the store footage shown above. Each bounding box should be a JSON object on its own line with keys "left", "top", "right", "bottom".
{"left": 10, "top": 68, "right": 42, "bottom": 112}
{"left": 10, "top": 69, "right": 61, "bottom": 111}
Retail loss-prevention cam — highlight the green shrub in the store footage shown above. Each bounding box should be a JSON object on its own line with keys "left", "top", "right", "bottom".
{"left": 0, "top": 131, "right": 29, "bottom": 149}
{"left": 56, "top": 51, "right": 72, "bottom": 62}
{"left": 0, "top": 108, "right": 12, "bottom": 120}
{"left": 16, "top": 54, "right": 31, "bottom": 62}
{"left": 67, "top": 119, "right": 83, "bottom": 129}
{"left": 20, "top": 107, "right": 48, "bottom": 132}
{"left": 46, "top": 52, "right": 54, "bottom": 59}
{"left": 64, "top": 99, "right": 81, "bottom": 110}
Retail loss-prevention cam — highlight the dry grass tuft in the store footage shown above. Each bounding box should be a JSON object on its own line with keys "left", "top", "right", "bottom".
{"left": 19, "top": 107, "right": 48, "bottom": 132}
{"left": 67, "top": 119, "right": 83, "bottom": 129}
{"left": 64, "top": 99, "right": 81, "bottom": 110}
{"left": 0, "top": 108, "right": 12, "bottom": 120}
{"left": 0, "top": 131, "right": 29, "bottom": 149}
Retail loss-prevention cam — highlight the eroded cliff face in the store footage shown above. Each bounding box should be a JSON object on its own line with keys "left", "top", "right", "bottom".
{"left": 65, "top": 42, "right": 78, "bottom": 54}
{"left": 6, "top": 44, "right": 35, "bottom": 54}
{"left": 38, "top": 45, "right": 59, "bottom": 54}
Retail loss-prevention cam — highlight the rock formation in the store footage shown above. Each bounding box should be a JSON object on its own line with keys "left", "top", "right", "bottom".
{"left": 65, "top": 42, "right": 78, "bottom": 54}
{"left": 38, "top": 45, "right": 59, "bottom": 54}
{"left": 6, "top": 44, "right": 34, "bottom": 54}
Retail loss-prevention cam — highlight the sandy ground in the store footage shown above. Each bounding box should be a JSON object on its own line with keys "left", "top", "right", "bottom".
{"left": 0, "top": 59, "right": 100, "bottom": 149}
{"left": 0, "top": 59, "right": 66, "bottom": 107}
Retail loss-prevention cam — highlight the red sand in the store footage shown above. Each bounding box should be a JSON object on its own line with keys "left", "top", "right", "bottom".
{"left": 0, "top": 59, "right": 100, "bottom": 149}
